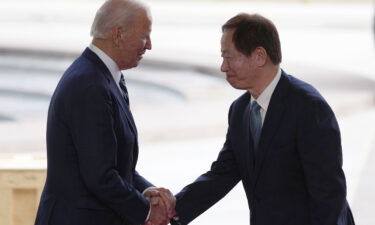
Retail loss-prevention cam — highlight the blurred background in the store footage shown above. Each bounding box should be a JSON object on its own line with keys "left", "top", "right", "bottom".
{"left": 0, "top": 0, "right": 374, "bottom": 224}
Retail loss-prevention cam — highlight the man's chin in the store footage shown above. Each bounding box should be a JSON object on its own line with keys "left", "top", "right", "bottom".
{"left": 131, "top": 59, "right": 142, "bottom": 68}
{"left": 228, "top": 82, "right": 246, "bottom": 90}
{"left": 121, "top": 61, "right": 140, "bottom": 70}
{"left": 135, "top": 56, "right": 144, "bottom": 65}
{"left": 226, "top": 79, "right": 239, "bottom": 89}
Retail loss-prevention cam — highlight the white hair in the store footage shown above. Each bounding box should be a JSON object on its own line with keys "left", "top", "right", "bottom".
{"left": 90, "top": 0, "right": 149, "bottom": 39}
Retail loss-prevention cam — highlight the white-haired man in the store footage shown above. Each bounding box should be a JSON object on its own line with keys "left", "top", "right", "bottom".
{"left": 34, "top": 1, "right": 175, "bottom": 225}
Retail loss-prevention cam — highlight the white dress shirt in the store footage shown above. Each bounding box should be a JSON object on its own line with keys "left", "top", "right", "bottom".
{"left": 88, "top": 44, "right": 123, "bottom": 92}
{"left": 250, "top": 68, "right": 282, "bottom": 125}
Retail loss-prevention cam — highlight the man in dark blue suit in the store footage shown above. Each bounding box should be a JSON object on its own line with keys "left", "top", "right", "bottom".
{"left": 171, "top": 13, "right": 355, "bottom": 225}
{"left": 34, "top": 1, "right": 175, "bottom": 225}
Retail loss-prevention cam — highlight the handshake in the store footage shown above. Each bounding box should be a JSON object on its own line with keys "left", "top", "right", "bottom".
{"left": 143, "top": 187, "right": 176, "bottom": 225}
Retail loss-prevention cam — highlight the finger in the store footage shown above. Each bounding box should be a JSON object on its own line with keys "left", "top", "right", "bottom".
{"left": 158, "top": 193, "right": 171, "bottom": 212}
{"left": 157, "top": 198, "right": 168, "bottom": 216}
{"left": 153, "top": 205, "right": 168, "bottom": 225}
{"left": 158, "top": 188, "right": 176, "bottom": 212}
{"left": 165, "top": 191, "right": 176, "bottom": 210}
{"left": 159, "top": 188, "right": 175, "bottom": 205}
{"left": 144, "top": 189, "right": 160, "bottom": 198}
{"left": 157, "top": 188, "right": 171, "bottom": 205}
{"left": 150, "top": 196, "right": 160, "bottom": 206}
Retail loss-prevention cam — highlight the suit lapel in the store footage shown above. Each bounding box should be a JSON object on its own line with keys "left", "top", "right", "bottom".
{"left": 82, "top": 48, "right": 138, "bottom": 136}
{"left": 108, "top": 80, "right": 140, "bottom": 166}
{"left": 109, "top": 80, "right": 138, "bottom": 136}
{"left": 253, "top": 71, "right": 290, "bottom": 186}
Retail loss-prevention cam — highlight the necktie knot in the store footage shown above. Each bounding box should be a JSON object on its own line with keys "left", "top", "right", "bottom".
{"left": 119, "top": 74, "right": 126, "bottom": 88}
{"left": 119, "top": 74, "right": 129, "bottom": 105}
{"left": 251, "top": 101, "right": 261, "bottom": 113}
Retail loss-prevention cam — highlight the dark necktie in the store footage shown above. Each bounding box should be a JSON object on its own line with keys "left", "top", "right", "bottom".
{"left": 250, "top": 101, "right": 262, "bottom": 151}
{"left": 119, "top": 74, "right": 129, "bottom": 105}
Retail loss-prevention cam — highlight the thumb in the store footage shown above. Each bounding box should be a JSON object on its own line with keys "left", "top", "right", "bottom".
{"left": 150, "top": 196, "right": 159, "bottom": 206}
{"left": 144, "top": 189, "right": 159, "bottom": 198}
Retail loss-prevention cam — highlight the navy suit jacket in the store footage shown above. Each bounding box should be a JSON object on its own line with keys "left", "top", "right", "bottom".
{"left": 172, "top": 71, "right": 355, "bottom": 225}
{"left": 35, "top": 48, "right": 153, "bottom": 225}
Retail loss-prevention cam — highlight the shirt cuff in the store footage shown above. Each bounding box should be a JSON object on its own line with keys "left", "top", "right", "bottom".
{"left": 145, "top": 201, "right": 151, "bottom": 221}
{"left": 142, "top": 186, "right": 156, "bottom": 196}
{"left": 143, "top": 186, "right": 156, "bottom": 222}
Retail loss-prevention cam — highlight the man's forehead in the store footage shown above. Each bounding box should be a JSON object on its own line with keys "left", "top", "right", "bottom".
{"left": 145, "top": 8, "right": 152, "bottom": 22}
{"left": 221, "top": 39, "right": 233, "bottom": 51}
{"left": 221, "top": 32, "right": 234, "bottom": 45}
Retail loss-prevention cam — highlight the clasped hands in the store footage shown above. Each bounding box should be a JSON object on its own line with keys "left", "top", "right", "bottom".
{"left": 143, "top": 187, "right": 176, "bottom": 225}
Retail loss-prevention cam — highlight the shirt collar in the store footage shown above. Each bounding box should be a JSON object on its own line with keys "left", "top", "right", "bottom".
{"left": 88, "top": 43, "right": 122, "bottom": 85}
{"left": 251, "top": 68, "right": 282, "bottom": 111}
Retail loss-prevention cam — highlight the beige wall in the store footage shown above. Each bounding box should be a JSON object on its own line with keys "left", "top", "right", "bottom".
{"left": 0, "top": 169, "right": 46, "bottom": 225}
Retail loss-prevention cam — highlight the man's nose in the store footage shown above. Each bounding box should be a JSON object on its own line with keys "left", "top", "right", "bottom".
{"left": 221, "top": 60, "right": 228, "bottom": 72}
{"left": 145, "top": 37, "right": 152, "bottom": 50}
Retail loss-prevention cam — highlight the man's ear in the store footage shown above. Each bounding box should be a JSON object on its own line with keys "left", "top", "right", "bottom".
{"left": 254, "top": 47, "right": 267, "bottom": 66}
{"left": 112, "top": 26, "right": 123, "bottom": 47}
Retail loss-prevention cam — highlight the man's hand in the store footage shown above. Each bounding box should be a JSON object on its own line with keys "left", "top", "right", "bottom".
{"left": 144, "top": 187, "right": 176, "bottom": 218}
{"left": 144, "top": 196, "right": 169, "bottom": 225}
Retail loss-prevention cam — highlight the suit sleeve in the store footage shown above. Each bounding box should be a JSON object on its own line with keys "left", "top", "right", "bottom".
{"left": 173, "top": 104, "right": 241, "bottom": 224}
{"left": 70, "top": 84, "right": 149, "bottom": 225}
{"left": 134, "top": 170, "right": 154, "bottom": 193}
{"left": 297, "top": 97, "right": 348, "bottom": 225}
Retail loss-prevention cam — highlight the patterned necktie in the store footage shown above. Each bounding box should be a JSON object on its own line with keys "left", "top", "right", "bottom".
{"left": 250, "top": 101, "right": 262, "bottom": 151}
{"left": 119, "top": 74, "right": 129, "bottom": 105}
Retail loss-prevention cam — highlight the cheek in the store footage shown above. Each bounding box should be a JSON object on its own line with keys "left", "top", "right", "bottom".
{"left": 133, "top": 40, "right": 146, "bottom": 53}
{"left": 135, "top": 37, "right": 146, "bottom": 47}
{"left": 231, "top": 58, "right": 247, "bottom": 75}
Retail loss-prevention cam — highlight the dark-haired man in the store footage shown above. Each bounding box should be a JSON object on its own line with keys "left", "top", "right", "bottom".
{"left": 171, "top": 13, "right": 355, "bottom": 225}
